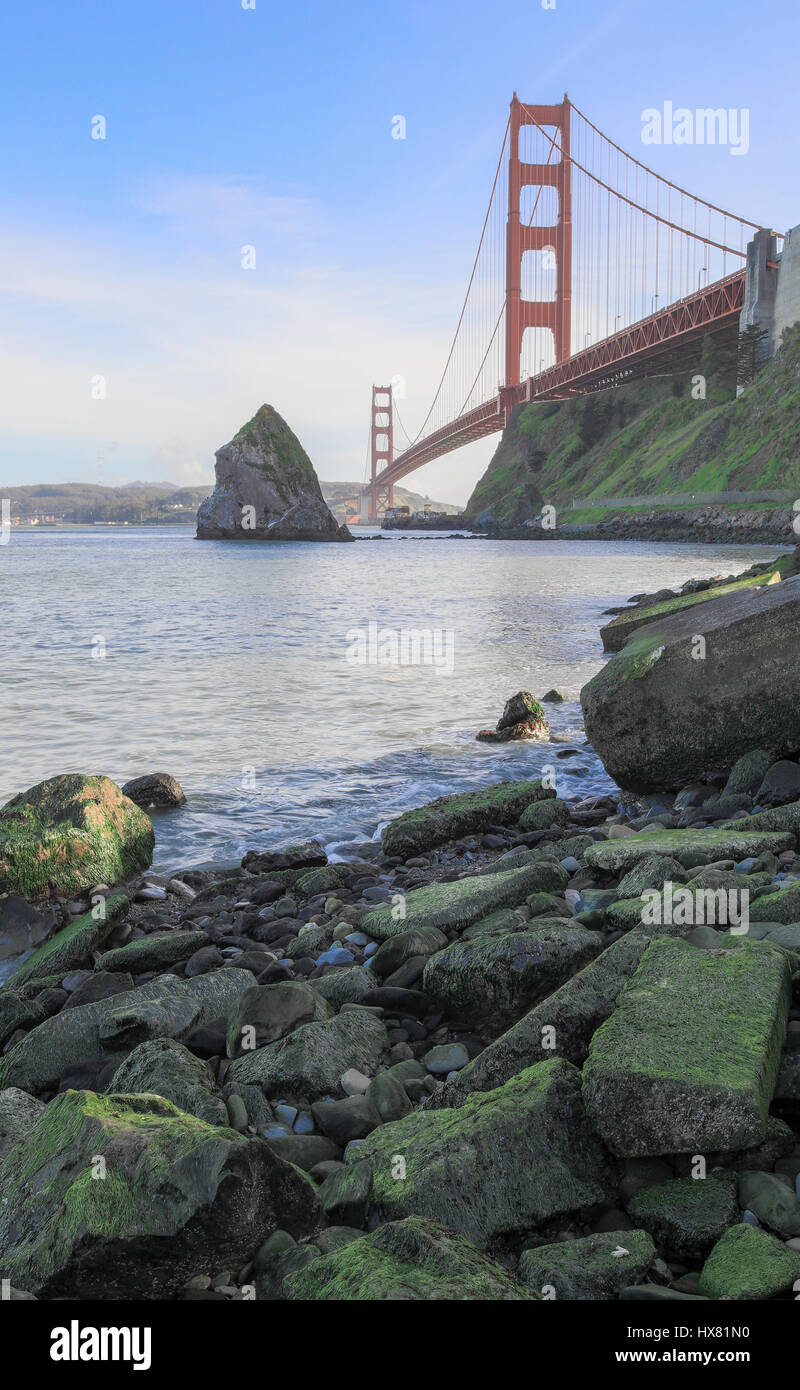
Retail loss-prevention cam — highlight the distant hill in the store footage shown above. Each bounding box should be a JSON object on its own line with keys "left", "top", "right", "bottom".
{"left": 3, "top": 478, "right": 460, "bottom": 526}
{"left": 319, "top": 481, "right": 460, "bottom": 523}
{"left": 5, "top": 483, "right": 212, "bottom": 524}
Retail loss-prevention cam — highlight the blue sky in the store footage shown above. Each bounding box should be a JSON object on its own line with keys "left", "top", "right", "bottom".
{"left": 1, "top": 0, "right": 798, "bottom": 503}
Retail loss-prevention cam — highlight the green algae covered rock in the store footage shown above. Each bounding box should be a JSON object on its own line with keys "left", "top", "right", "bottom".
{"left": 616, "top": 854, "right": 688, "bottom": 899}
{"left": 518, "top": 797, "right": 571, "bottom": 832}
{"left": 351, "top": 1057, "right": 614, "bottom": 1248}
{"left": 583, "top": 937, "right": 791, "bottom": 1156}
{"left": 749, "top": 881, "right": 800, "bottom": 924}
{"left": 518, "top": 1229, "right": 656, "bottom": 1300}
{"left": 0, "top": 1089, "right": 321, "bottom": 1298}
{"left": 109, "top": 1039, "right": 227, "bottom": 1126}
{"left": 584, "top": 829, "right": 793, "bottom": 875}
{"left": 698, "top": 1223, "right": 800, "bottom": 1299}
{"left": 6, "top": 893, "right": 129, "bottom": 989}
{"left": 284, "top": 1217, "right": 537, "bottom": 1301}
{"left": 97, "top": 929, "right": 210, "bottom": 974}
{"left": 422, "top": 923, "right": 602, "bottom": 1029}
{"left": 626, "top": 1173, "right": 739, "bottom": 1259}
{"left": 0, "top": 775, "right": 154, "bottom": 899}
{"left": 381, "top": 779, "right": 553, "bottom": 859}
{"left": 361, "top": 860, "right": 565, "bottom": 943}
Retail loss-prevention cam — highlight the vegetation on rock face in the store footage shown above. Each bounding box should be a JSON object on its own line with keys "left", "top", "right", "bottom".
{"left": 381, "top": 778, "right": 552, "bottom": 859}
{"left": 0, "top": 775, "right": 154, "bottom": 899}
{"left": 465, "top": 326, "right": 800, "bottom": 525}
{"left": 235, "top": 404, "right": 324, "bottom": 509}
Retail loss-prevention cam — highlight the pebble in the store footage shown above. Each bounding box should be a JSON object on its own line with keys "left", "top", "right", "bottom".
{"left": 274, "top": 1104, "right": 298, "bottom": 1128}
{"left": 294, "top": 1110, "right": 315, "bottom": 1134}
{"left": 340, "top": 1068, "right": 371, "bottom": 1096}
{"left": 423, "top": 1042, "right": 470, "bottom": 1074}
{"left": 135, "top": 886, "right": 167, "bottom": 901}
{"left": 345, "top": 931, "right": 369, "bottom": 946}
{"left": 316, "top": 947, "right": 355, "bottom": 967}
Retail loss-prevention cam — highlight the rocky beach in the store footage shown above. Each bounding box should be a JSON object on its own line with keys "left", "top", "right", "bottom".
{"left": 3, "top": 548, "right": 800, "bottom": 1305}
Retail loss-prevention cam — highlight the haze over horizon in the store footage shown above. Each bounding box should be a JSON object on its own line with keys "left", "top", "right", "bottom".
{"left": 2, "top": 0, "right": 798, "bottom": 506}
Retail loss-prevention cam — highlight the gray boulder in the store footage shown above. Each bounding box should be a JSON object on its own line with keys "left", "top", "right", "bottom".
{"left": 196, "top": 404, "right": 352, "bottom": 542}
{"left": 227, "top": 1009, "right": 389, "bottom": 1103}
{"left": 581, "top": 575, "right": 800, "bottom": 791}
{"left": 109, "top": 1039, "right": 227, "bottom": 1125}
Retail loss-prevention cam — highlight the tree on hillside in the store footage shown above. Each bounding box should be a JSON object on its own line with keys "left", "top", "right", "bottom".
{"left": 737, "top": 324, "right": 770, "bottom": 387}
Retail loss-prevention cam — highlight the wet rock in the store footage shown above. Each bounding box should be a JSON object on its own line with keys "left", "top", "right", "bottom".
{"left": 361, "top": 860, "right": 566, "bottom": 943}
{"left": 98, "top": 930, "right": 211, "bottom": 974}
{"left": 584, "top": 828, "right": 793, "bottom": 875}
{"left": 242, "top": 840, "right": 327, "bottom": 874}
{"left": 121, "top": 773, "right": 186, "bottom": 810}
{"left": 477, "top": 692, "right": 549, "bottom": 743}
{"left": 311, "top": 1096, "right": 381, "bottom": 1144}
{"left": 381, "top": 780, "right": 553, "bottom": 859}
{"left": 0, "top": 1087, "right": 45, "bottom": 1162}
{"left": 0, "top": 896, "right": 54, "bottom": 962}
{"left": 737, "top": 1170, "right": 800, "bottom": 1238}
{"left": 6, "top": 894, "right": 129, "bottom": 989}
{"left": 225, "top": 981, "right": 332, "bottom": 1058}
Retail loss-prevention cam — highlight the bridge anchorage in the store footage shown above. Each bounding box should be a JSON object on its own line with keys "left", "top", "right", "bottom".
{"left": 363, "top": 93, "right": 776, "bottom": 522}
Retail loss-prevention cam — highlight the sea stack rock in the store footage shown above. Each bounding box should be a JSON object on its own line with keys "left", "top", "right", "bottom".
{"left": 197, "top": 405, "right": 353, "bottom": 542}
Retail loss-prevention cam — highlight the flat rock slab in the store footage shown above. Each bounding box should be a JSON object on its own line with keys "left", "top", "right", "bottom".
{"left": 584, "top": 829, "right": 793, "bottom": 875}
{"left": 583, "top": 937, "right": 790, "bottom": 1156}
{"left": 381, "top": 780, "right": 552, "bottom": 859}
{"left": 98, "top": 929, "right": 210, "bottom": 973}
{"left": 352, "top": 1057, "right": 614, "bottom": 1248}
{"left": 361, "top": 861, "right": 566, "bottom": 943}
{"left": 284, "top": 1217, "right": 536, "bottom": 1301}
{"left": 0, "top": 1089, "right": 320, "bottom": 1298}
{"left": 422, "top": 923, "right": 603, "bottom": 1029}
{"left": 518, "top": 1229, "right": 656, "bottom": 1300}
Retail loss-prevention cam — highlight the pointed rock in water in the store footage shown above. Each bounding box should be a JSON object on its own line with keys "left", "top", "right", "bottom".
{"left": 477, "top": 691, "right": 550, "bottom": 743}
{"left": 0, "top": 774, "right": 153, "bottom": 900}
{"left": 0, "top": 1090, "right": 321, "bottom": 1298}
{"left": 121, "top": 772, "right": 186, "bottom": 809}
{"left": 349, "top": 1057, "right": 614, "bottom": 1248}
{"left": 283, "top": 1218, "right": 537, "bottom": 1301}
{"left": 196, "top": 404, "right": 353, "bottom": 542}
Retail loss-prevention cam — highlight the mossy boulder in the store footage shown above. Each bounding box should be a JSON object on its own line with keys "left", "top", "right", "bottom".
{"left": 0, "top": 1089, "right": 321, "bottom": 1297}
{"left": 361, "top": 860, "right": 567, "bottom": 943}
{"left": 697, "top": 1223, "right": 800, "bottom": 1300}
{"left": 749, "top": 881, "right": 800, "bottom": 924}
{"left": 350, "top": 1057, "right": 614, "bottom": 1248}
{"left": 582, "top": 575, "right": 800, "bottom": 792}
{"left": 518, "top": 797, "right": 571, "bottom": 831}
{"left": 5, "top": 894, "right": 129, "bottom": 989}
{"left": 518, "top": 1229, "right": 656, "bottom": 1300}
{"left": 0, "top": 775, "right": 154, "bottom": 899}
{"left": 0, "top": 969, "right": 255, "bottom": 1095}
{"left": 584, "top": 828, "right": 793, "bottom": 875}
{"left": 616, "top": 854, "right": 688, "bottom": 899}
{"left": 0, "top": 1087, "right": 45, "bottom": 1162}
{"left": 227, "top": 1009, "right": 389, "bottom": 1104}
{"left": 583, "top": 937, "right": 791, "bottom": 1156}
{"left": 97, "top": 929, "right": 210, "bottom": 974}
{"left": 477, "top": 692, "right": 549, "bottom": 743}
{"left": 284, "top": 1218, "right": 536, "bottom": 1301}
{"left": 422, "top": 923, "right": 602, "bottom": 1029}
{"left": 626, "top": 1173, "right": 739, "bottom": 1260}
{"left": 109, "top": 1039, "right": 227, "bottom": 1126}
{"left": 381, "top": 779, "right": 553, "bottom": 859}
{"left": 196, "top": 404, "right": 352, "bottom": 542}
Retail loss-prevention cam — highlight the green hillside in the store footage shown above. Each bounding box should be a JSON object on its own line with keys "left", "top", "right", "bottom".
{"left": 465, "top": 326, "right": 800, "bottom": 527}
